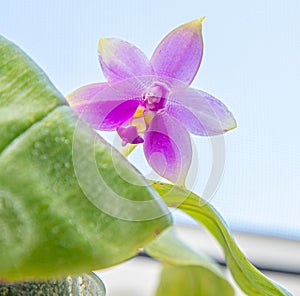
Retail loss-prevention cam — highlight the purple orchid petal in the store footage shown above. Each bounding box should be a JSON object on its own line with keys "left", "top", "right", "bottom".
{"left": 166, "top": 88, "right": 236, "bottom": 136}
{"left": 67, "top": 82, "right": 140, "bottom": 130}
{"left": 144, "top": 111, "right": 192, "bottom": 185}
{"left": 98, "top": 38, "right": 152, "bottom": 82}
{"left": 150, "top": 19, "right": 204, "bottom": 85}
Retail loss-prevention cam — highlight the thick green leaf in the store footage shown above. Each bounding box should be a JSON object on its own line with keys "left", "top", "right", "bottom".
{"left": 151, "top": 182, "right": 292, "bottom": 296}
{"left": 146, "top": 227, "right": 234, "bottom": 296}
{"left": 0, "top": 35, "right": 172, "bottom": 281}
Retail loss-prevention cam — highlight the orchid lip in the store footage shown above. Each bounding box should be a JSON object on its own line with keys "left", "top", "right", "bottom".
{"left": 117, "top": 125, "right": 144, "bottom": 145}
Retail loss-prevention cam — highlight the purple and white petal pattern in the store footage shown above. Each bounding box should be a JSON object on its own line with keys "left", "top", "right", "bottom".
{"left": 98, "top": 38, "right": 152, "bottom": 82}
{"left": 151, "top": 19, "right": 204, "bottom": 85}
{"left": 67, "top": 83, "right": 140, "bottom": 130}
{"left": 167, "top": 88, "right": 236, "bottom": 136}
{"left": 144, "top": 111, "right": 192, "bottom": 185}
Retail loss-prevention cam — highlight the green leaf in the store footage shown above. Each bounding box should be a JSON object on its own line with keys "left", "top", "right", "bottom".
{"left": 151, "top": 182, "right": 292, "bottom": 296}
{"left": 0, "top": 36, "right": 66, "bottom": 153}
{"left": 146, "top": 227, "right": 234, "bottom": 296}
{"left": 0, "top": 35, "right": 172, "bottom": 281}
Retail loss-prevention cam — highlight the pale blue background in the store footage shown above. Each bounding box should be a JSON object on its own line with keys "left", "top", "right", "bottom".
{"left": 1, "top": 0, "right": 300, "bottom": 239}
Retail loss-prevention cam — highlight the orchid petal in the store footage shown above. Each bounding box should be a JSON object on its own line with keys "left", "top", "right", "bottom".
{"left": 144, "top": 112, "right": 192, "bottom": 185}
{"left": 166, "top": 88, "right": 236, "bottom": 136}
{"left": 67, "top": 83, "right": 140, "bottom": 130}
{"left": 151, "top": 18, "right": 204, "bottom": 85}
{"left": 98, "top": 38, "right": 152, "bottom": 82}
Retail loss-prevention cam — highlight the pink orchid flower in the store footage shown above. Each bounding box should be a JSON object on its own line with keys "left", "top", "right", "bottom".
{"left": 67, "top": 19, "right": 236, "bottom": 186}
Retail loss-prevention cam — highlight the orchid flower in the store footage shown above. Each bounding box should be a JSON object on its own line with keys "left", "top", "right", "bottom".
{"left": 67, "top": 19, "right": 236, "bottom": 186}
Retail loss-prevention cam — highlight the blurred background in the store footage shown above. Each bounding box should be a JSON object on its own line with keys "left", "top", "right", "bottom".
{"left": 1, "top": 0, "right": 299, "bottom": 294}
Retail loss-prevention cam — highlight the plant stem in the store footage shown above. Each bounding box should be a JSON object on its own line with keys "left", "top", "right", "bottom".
{"left": 121, "top": 144, "right": 137, "bottom": 157}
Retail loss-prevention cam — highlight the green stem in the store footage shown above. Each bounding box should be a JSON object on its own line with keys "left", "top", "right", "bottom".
{"left": 121, "top": 144, "right": 137, "bottom": 157}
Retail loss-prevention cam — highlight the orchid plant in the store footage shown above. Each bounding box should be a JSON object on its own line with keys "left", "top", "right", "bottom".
{"left": 0, "top": 19, "right": 293, "bottom": 296}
